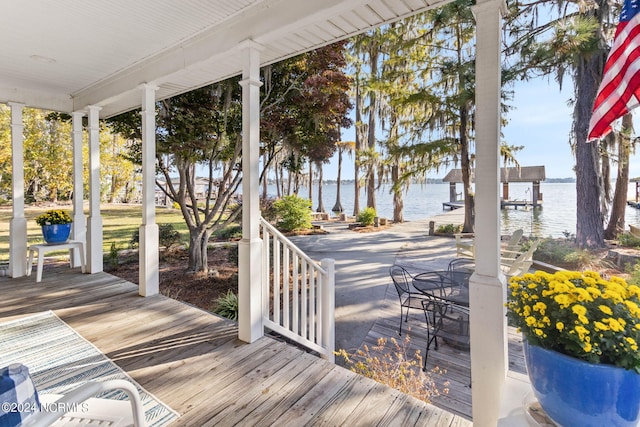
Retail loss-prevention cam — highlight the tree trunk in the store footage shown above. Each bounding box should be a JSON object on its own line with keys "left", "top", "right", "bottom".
{"left": 316, "top": 162, "right": 325, "bottom": 212}
{"left": 605, "top": 114, "right": 632, "bottom": 239}
{"left": 188, "top": 226, "right": 210, "bottom": 273}
{"left": 366, "top": 46, "right": 378, "bottom": 211}
{"left": 460, "top": 106, "right": 474, "bottom": 233}
{"left": 332, "top": 147, "right": 344, "bottom": 212}
{"left": 308, "top": 162, "right": 313, "bottom": 202}
{"left": 575, "top": 52, "right": 606, "bottom": 248}
{"left": 392, "top": 164, "right": 404, "bottom": 223}
{"left": 353, "top": 83, "right": 362, "bottom": 216}
{"left": 261, "top": 152, "right": 267, "bottom": 200}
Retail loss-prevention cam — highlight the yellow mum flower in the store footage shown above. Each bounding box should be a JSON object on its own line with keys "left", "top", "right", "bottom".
{"left": 599, "top": 305, "right": 613, "bottom": 316}
{"left": 533, "top": 302, "right": 546, "bottom": 314}
{"left": 574, "top": 326, "right": 589, "bottom": 340}
{"left": 574, "top": 287, "right": 592, "bottom": 302}
{"left": 594, "top": 321, "right": 609, "bottom": 331}
{"left": 535, "top": 329, "right": 544, "bottom": 337}
{"left": 583, "top": 342, "right": 592, "bottom": 352}
{"left": 525, "top": 316, "right": 537, "bottom": 326}
{"left": 628, "top": 285, "right": 640, "bottom": 297}
{"left": 572, "top": 305, "right": 587, "bottom": 316}
{"left": 556, "top": 322, "right": 564, "bottom": 332}
{"left": 554, "top": 294, "right": 571, "bottom": 307}
{"left": 586, "top": 287, "right": 602, "bottom": 298}
{"left": 625, "top": 301, "right": 640, "bottom": 317}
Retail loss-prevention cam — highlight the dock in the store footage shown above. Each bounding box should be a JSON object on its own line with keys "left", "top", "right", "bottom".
{"left": 628, "top": 200, "right": 640, "bottom": 209}
{"left": 443, "top": 200, "right": 541, "bottom": 210}
{"left": 442, "top": 201, "right": 464, "bottom": 210}
{"left": 500, "top": 199, "right": 541, "bottom": 209}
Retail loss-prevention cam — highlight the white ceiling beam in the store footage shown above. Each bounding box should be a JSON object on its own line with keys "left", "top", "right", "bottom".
{"left": 0, "top": 86, "right": 73, "bottom": 113}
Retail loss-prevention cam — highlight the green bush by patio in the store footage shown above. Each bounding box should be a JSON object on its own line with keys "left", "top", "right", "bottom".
{"left": 272, "top": 195, "right": 312, "bottom": 232}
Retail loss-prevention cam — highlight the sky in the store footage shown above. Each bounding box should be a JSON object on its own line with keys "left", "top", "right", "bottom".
{"left": 322, "top": 77, "right": 640, "bottom": 181}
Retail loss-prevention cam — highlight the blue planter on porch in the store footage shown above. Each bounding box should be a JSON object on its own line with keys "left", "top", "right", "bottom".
{"left": 524, "top": 341, "right": 640, "bottom": 427}
{"left": 41, "top": 223, "right": 71, "bottom": 244}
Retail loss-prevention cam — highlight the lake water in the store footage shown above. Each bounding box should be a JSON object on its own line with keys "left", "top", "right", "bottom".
{"left": 274, "top": 182, "right": 640, "bottom": 238}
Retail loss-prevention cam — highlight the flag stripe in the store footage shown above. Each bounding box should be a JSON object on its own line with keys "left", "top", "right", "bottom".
{"left": 595, "top": 20, "right": 640, "bottom": 97}
{"left": 588, "top": 0, "right": 640, "bottom": 140}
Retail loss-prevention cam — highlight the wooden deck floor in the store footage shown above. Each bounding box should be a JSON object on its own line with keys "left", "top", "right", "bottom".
{"left": 0, "top": 267, "right": 472, "bottom": 426}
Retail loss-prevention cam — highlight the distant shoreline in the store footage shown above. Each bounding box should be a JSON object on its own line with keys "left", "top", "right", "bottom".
{"left": 267, "top": 177, "right": 578, "bottom": 185}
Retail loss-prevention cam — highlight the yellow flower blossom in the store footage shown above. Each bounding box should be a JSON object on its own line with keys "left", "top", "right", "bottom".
{"left": 572, "top": 305, "right": 587, "bottom": 317}
{"left": 556, "top": 322, "right": 564, "bottom": 332}
{"left": 533, "top": 302, "right": 546, "bottom": 314}
{"left": 554, "top": 294, "right": 571, "bottom": 307}
{"left": 594, "top": 321, "right": 609, "bottom": 331}
{"left": 599, "top": 305, "right": 613, "bottom": 316}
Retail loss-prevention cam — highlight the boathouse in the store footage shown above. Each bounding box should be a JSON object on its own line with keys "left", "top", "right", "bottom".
{"left": 443, "top": 166, "right": 546, "bottom": 208}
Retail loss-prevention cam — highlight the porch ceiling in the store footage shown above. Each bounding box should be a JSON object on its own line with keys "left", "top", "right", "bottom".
{"left": 0, "top": 0, "right": 449, "bottom": 118}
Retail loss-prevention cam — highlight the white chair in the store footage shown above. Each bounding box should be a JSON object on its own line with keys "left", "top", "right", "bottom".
{"left": 501, "top": 240, "right": 540, "bottom": 279}
{"left": 454, "top": 232, "right": 475, "bottom": 258}
{"left": 1, "top": 363, "right": 146, "bottom": 427}
{"left": 454, "top": 229, "right": 524, "bottom": 260}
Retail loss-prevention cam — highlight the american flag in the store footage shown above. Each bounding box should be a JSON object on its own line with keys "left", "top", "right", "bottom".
{"left": 588, "top": 0, "right": 640, "bottom": 141}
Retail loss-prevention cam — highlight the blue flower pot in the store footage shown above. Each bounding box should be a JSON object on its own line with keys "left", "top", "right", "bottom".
{"left": 524, "top": 341, "right": 640, "bottom": 427}
{"left": 41, "top": 223, "right": 71, "bottom": 244}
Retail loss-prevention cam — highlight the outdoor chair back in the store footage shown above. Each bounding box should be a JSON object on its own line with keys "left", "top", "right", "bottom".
{"left": 389, "top": 265, "right": 425, "bottom": 336}
{"left": 501, "top": 239, "right": 540, "bottom": 279}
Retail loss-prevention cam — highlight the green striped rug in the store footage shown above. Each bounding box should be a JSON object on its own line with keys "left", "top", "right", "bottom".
{"left": 0, "top": 311, "right": 179, "bottom": 426}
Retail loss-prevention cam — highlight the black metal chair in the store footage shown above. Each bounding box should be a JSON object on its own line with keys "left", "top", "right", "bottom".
{"left": 389, "top": 265, "right": 427, "bottom": 336}
{"left": 421, "top": 297, "right": 470, "bottom": 371}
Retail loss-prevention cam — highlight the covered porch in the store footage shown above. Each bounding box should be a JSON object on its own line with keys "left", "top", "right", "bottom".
{"left": 1, "top": 1, "right": 520, "bottom": 425}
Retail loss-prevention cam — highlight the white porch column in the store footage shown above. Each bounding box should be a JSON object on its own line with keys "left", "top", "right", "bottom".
{"left": 470, "top": 1, "right": 508, "bottom": 426}
{"left": 71, "top": 111, "right": 87, "bottom": 268}
{"left": 86, "top": 106, "right": 103, "bottom": 273}
{"left": 8, "top": 102, "right": 26, "bottom": 278}
{"left": 238, "top": 41, "right": 264, "bottom": 343}
{"left": 139, "top": 84, "right": 159, "bottom": 297}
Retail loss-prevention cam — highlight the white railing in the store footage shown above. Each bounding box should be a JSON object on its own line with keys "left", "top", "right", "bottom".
{"left": 259, "top": 217, "right": 335, "bottom": 362}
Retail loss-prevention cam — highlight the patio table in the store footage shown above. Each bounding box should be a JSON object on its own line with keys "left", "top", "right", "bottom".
{"left": 412, "top": 270, "right": 471, "bottom": 307}
{"left": 412, "top": 270, "right": 471, "bottom": 351}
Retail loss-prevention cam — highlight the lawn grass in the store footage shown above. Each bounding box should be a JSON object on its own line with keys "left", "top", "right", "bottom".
{"left": 0, "top": 204, "right": 189, "bottom": 262}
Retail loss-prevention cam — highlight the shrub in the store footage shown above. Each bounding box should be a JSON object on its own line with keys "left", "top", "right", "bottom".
{"left": 272, "top": 195, "right": 312, "bottom": 232}
{"left": 213, "top": 289, "right": 238, "bottom": 321}
{"left": 214, "top": 224, "right": 242, "bottom": 240}
{"left": 335, "top": 334, "right": 446, "bottom": 403}
{"left": 130, "top": 223, "right": 182, "bottom": 248}
{"left": 619, "top": 232, "right": 640, "bottom": 249}
{"left": 533, "top": 237, "right": 594, "bottom": 269}
{"left": 357, "top": 207, "right": 377, "bottom": 226}
{"left": 227, "top": 244, "right": 239, "bottom": 266}
{"left": 436, "top": 223, "right": 463, "bottom": 234}
{"left": 108, "top": 242, "right": 118, "bottom": 268}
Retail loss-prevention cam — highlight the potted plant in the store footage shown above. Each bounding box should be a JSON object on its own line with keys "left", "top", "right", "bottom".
{"left": 507, "top": 270, "right": 640, "bottom": 426}
{"left": 34, "top": 209, "right": 73, "bottom": 244}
